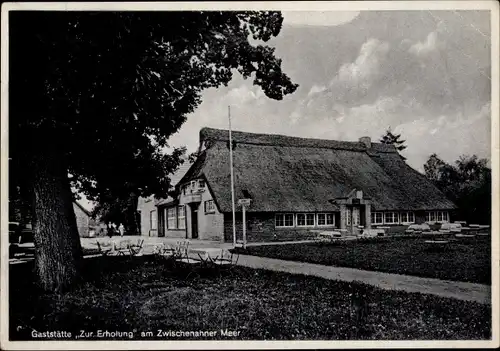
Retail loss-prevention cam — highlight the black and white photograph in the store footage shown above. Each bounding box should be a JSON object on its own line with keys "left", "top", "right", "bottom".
{"left": 1, "top": 1, "right": 498, "bottom": 349}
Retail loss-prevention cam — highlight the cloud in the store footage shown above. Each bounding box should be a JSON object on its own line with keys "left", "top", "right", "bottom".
{"left": 225, "top": 85, "right": 265, "bottom": 105}
{"left": 307, "top": 84, "right": 326, "bottom": 96}
{"left": 394, "top": 102, "right": 491, "bottom": 171}
{"left": 283, "top": 11, "right": 360, "bottom": 27}
{"left": 289, "top": 94, "right": 420, "bottom": 145}
{"left": 295, "top": 38, "right": 393, "bottom": 116}
{"left": 166, "top": 10, "right": 491, "bottom": 178}
{"left": 336, "top": 38, "right": 390, "bottom": 86}
{"left": 288, "top": 96, "right": 491, "bottom": 172}
{"left": 408, "top": 23, "right": 446, "bottom": 57}
{"left": 409, "top": 31, "right": 439, "bottom": 56}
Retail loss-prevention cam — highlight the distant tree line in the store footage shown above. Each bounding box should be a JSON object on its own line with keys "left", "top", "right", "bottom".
{"left": 424, "top": 154, "right": 491, "bottom": 225}
{"left": 379, "top": 128, "right": 490, "bottom": 225}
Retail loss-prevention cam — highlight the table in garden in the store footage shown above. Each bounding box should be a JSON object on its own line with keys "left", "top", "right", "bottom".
{"left": 455, "top": 234, "right": 476, "bottom": 243}
{"left": 316, "top": 231, "right": 342, "bottom": 242}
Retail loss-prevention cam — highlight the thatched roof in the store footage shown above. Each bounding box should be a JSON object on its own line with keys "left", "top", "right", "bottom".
{"left": 178, "top": 128, "right": 456, "bottom": 212}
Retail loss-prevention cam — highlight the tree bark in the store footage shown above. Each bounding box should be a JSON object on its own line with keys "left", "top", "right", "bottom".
{"left": 129, "top": 192, "right": 139, "bottom": 235}
{"left": 29, "top": 148, "right": 83, "bottom": 292}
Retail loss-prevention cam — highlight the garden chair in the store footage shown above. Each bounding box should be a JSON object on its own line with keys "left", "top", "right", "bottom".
{"left": 173, "top": 241, "right": 200, "bottom": 265}
{"left": 212, "top": 249, "right": 240, "bottom": 273}
{"left": 113, "top": 240, "right": 131, "bottom": 256}
{"left": 155, "top": 243, "right": 177, "bottom": 262}
{"left": 96, "top": 241, "right": 112, "bottom": 256}
{"left": 152, "top": 244, "right": 163, "bottom": 256}
{"left": 129, "top": 239, "right": 144, "bottom": 256}
{"left": 174, "top": 241, "right": 189, "bottom": 256}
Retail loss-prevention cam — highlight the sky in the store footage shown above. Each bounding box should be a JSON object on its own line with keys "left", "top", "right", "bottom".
{"left": 167, "top": 10, "right": 491, "bottom": 173}
{"left": 79, "top": 10, "right": 492, "bottom": 211}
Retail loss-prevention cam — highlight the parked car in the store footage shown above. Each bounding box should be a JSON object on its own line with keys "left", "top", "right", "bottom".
{"left": 19, "top": 227, "right": 34, "bottom": 243}
{"left": 9, "top": 222, "right": 34, "bottom": 244}
{"left": 9, "top": 222, "right": 21, "bottom": 244}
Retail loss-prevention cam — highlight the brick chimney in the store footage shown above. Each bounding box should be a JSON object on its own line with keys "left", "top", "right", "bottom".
{"left": 359, "top": 136, "right": 371, "bottom": 149}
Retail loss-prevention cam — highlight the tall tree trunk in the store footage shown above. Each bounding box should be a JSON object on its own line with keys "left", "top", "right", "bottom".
{"left": 30, "top": 148, "right": 83, "bottom": 292}
{"left": 129, "top": 192, "right": 139, "bottom": 235}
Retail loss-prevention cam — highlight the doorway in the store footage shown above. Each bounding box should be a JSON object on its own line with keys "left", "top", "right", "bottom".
{"left": 347, "top": 205, "right": 362, "bottom": 234}
{"left": 191, "top": 205, "right": 199, "bottom": 239}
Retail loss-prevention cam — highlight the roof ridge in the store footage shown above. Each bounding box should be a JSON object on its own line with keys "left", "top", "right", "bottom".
{"left": 200, "top": 127, "right": 397, "bottom": 153}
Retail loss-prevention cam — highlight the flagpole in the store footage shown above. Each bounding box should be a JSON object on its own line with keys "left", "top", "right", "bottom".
{"left": 228, "top": 106, "right": 236, "bottom": 248}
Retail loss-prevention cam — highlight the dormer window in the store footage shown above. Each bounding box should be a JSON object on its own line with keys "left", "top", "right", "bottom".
{"left": 181, "top": 179, "right": 206, "bottom": 195}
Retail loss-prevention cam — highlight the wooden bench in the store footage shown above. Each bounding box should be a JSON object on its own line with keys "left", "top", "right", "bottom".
{"left": 365, "top": 228, "right": 386, "bottom": 237}
{"left": 455, "top": 234, "right": 476, "bottom": 242}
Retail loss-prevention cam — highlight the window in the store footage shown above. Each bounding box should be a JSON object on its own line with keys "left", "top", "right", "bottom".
{"left": 204, "top": 200, "right": 215, "bottom": 213}
{"left": 430, "top": 211, "right": 436, "bottom": 222}
{"left": 167, "top": 207, "right": 176, "bottom": 229}
{"left": 371, "top": 212, "right": 383, "bottom": 224}
{"left": 198, "top": 180, "right": 205, "bottom": 189}
{"left": 400, "top": 212, "right": 415, "bottom": 224}
{"left": 150, "top": 210, "right": 157, "bottom": 230}
{"left": 409, "top": 212, "right": 415, "bottom": 223}
{"left": 275, "top": 214, "right": 294, "bottom": 228}
{"left": 297, "top": 213, "right": 315, "bottom": 227}
{"left": 352, "top": 208, "right": 360, "bottom": 226}
{"left": 384, "top": 212, "right": 399, "bottom": 224}
{"left": 177, "top": 206, "right": 185, "bottom": 229}
{"left": 426, "top": 211, "right": 449, "bottom": 223}
{"left": 442, "top": 211, "right": 449, "bottom": 222}
{"left": 345, "top": 208, "right": 351, "bottom": 226}
{"left": 317, "top": 213, "right": 335, "bottom": 226}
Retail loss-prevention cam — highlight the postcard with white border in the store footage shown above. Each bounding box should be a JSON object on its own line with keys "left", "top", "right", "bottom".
{"left": 1, "top": 1, "right": 499, "bottom": 350}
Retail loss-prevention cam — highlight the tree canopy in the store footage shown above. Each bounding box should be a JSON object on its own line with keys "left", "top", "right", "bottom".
{"left": 424, "top": 154, "right": 491, "bottom": 224}
{"left": 10, "top": 11, "right": 298, "bottom": 203}
{"left": 380, "top": 127, "right": 407, "bottom": 159}
{"left": 9, "top": 10, "right": 298, "bottom": 291}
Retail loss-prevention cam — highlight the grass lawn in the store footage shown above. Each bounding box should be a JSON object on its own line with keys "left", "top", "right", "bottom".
{"left": 9, "top": 255, "right": 490, "bottom": 340}
{"left": 234, "top": 236, "right": 491, "bottom": 285}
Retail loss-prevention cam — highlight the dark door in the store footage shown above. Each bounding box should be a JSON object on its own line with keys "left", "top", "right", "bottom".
{"left": 158, "top": 208, "right": 165, "bottom": 237}
{"left": 191, "top": 207, "right": 199, "bottom": 239}
{"left": 360, "top": 206, "right": 366, "bottom": 227}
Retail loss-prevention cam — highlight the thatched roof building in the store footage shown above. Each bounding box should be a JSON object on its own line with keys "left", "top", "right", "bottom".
{"left": 178, "top": 127, "right": 455, "bottom": 213}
